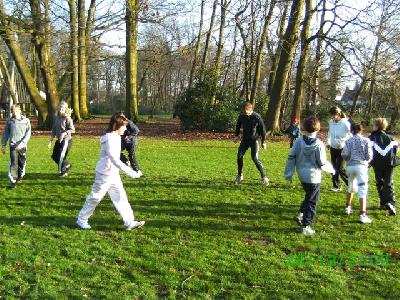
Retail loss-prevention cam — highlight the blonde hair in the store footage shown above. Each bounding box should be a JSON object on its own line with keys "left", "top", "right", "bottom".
{"left": 374, "top": 118, "right": 388, "bottom": 131}
{"left": 65, "top": 107, "right": 73, "bottom": 118}
{"left": 11, "top": 104, "right": 21, "bottom": 115}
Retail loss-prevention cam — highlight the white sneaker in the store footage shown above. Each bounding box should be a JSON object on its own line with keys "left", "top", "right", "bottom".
{"left": 137, "top": 170, "right": 143, "bottom": 177}
{"left": 331, "top": 187, "right": 342, "bottom": 192}
{"left": 126, "top": 220, "right": 145, "bottom": 231}
{"left": 359, "top": 214, "right": 372, "bottom": 224}
{"left": 234, "top": 174, "right": 243, "bottom": 184}
{"left": 345, "top": 206, "right": 352, "bottom": 215}
{"left": 76, "top": 219, "right": 91, "bottom": 230}
{"left": 300, "top": 225, "right": 315, "bottom": 235}
{"left": 295, "top": 212, "right": 303, "bottom": 225}
{"left": 388, "top": 203, "right": 397, "bottom": 216}
{"left": 261, "top": 177, "right": 270, "bottom": 186}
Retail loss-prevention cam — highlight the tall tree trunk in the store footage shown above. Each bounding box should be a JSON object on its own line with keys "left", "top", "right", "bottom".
{"left": 291, "top": 0, "right": 313, "bottom": 122}
{"left": 200, "top": 0, "right": 218, "bottom": 80}
{"left": 211, "top": 0, "right": 228, "bottom": 105}
{"left": 250, "top": 0, "right": 276, "bottom": 106}
{"left": 265, "top": 0, "right": 304, "bottom": 134}
{"left": 69, "top": 0, "right": 81, "bottom": 121}
{"left": 188, "top": 0, "right": 205, "bottom": 88}
{"left": 30, "top": 0, "right": 60, "bottom": 126}
{"left": 78, "top": 0, "right": 89, "bottom": 118}
{"left": 267, "top": 0, "right": 289, "bottom": 95}
{"left": 126, "top": 0, "right": 139, "bottom": 121}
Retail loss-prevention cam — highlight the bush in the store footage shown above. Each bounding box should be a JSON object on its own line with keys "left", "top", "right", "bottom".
{"left": 175, "top": 71, "right": 240, "bottom": 132}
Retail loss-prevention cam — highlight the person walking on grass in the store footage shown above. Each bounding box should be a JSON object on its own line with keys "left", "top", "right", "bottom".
{"left": 341, "top": 123, "right": 373, "bottom": 223}
{"left": 48, "top": 101, "right": 75, "bottom": 177}
{"left": 76, "top": 113, "right": 144, "bottom": 231}
{"left": 233, "top": 102, "right": 269, "bottom": 185}
{"left": 285, "top": 117, "right": 301, "bottom": 148}
{"left": 284, "top": 116, "right": 335, "bottom": 235}
{"left": 327, "top": 106, "right": 352, "bottom": 192}
{"left": 369, "top": 118, "right": 397, "bottom": 216}
{"left": 1, "top": 104, "right": 31, "bottom": 188}
{"left": 119, "top": 113, "right": 143, "bottom": 176}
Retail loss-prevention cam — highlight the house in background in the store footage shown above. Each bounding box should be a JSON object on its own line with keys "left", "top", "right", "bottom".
{"left": 335, "top": 85, "right": 367, "bottom": 111}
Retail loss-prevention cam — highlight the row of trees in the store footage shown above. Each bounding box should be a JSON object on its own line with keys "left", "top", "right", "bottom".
{"left": 1, "top": 0, "right": 400, "bottom": 132}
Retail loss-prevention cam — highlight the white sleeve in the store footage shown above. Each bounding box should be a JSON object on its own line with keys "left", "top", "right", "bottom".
{"left": 104, "top": 139, "right": 140, "bottom": 178}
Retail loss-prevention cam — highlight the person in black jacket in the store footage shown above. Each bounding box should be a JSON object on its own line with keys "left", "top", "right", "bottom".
{"left": 369, "top": 118, "right": 397, "bottom": 215}
{"left": 120, "top": 116, "right": 142, "bottom": 176}
{"left": 233, "top": 102, "right": 269, "bottom": 185}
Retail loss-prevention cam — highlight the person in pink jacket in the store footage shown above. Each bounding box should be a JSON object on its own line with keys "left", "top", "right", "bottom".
{"left": 76, "top": 113, "right": 144, "bottom": 230}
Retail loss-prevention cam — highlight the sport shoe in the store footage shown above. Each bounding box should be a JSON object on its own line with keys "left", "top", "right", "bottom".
{"left": 76, "top": 219, "right": 91, "bottom": 229}
{"left": 261, "top": 177, "right": 270, "bottom": 186}
{"left": 388, "top": 203, "right": 397, "bottom": 216}
{"left": 59, "top": 172, "right": 68, "bottom": 177}
{"left": 359, "top": 214, "right": 372, "bottom": 224}
{"left": 331, "top": 187, "right": 342, "bottom": 192}
{"left": 137, "top": 170, "right": 143, "bottom": 177}
{"left": 234, "top": 174, "right": 243, "bottom": 184}
{"left": 65, "top": 163, "right": 71, "bottom": 172}
{"left": 126, "top": 220, "right": 145, "bottom": 231}
{"left": 300, "top": 225, "right": 315, "bottom": 235}
{"left": 345, "top": 206, "right": 352, "bottom": 215}
{"left": 294, "top": 212, "right": 303, "bottom": 225}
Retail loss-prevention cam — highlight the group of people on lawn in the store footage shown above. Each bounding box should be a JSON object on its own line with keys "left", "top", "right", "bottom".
{"left": 1, "top": 102, "right": 397, "bottom": 234}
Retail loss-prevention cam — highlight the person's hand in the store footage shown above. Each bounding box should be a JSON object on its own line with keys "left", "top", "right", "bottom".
{"left": 262, "top": 142, "right": 266, "bottom": 150}
{"left": 48, "top": 141, "right": 52, "bottom": 149}
{"left": 1, "top": 146, "right": 5, "bottom": 154}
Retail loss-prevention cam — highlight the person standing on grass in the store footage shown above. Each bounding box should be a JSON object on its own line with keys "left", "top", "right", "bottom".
{"left": 285, "top": 117, "right": 301, "bottom": 148}
{"left": 233, "top": 102, "right": 269, "bottom": 185}
{"left": 119, "top": 113, "right": 143, "bottom": 176}
{"left": 369, "top": 118, "right": 397, "bottom": 216}
{"left": 327, "top": 106, "right": 352, "bottom": 192}
{"left": 341, "top": 123, "right": 373, "bottom": 223}
{"left": 284, "top": 116, "right": 335, "bottom": 235}
{"left": 48, "top": 101, "right": 75, "bottom": 177}
{"left": 1, "top": 104, "right": 31, "bottom": 188}
{"left": 76, "top": 113, "right": 145, "bottom": 231}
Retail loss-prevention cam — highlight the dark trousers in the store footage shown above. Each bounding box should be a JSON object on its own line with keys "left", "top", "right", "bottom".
{"left": 330, "top": 147, "right": 348, "bottom": 188}
{"left": 51, "top": 139, "right": 72, "bottom": 174}
{"left": 373, "top": 166, "right": 396, "bottom": 208}
{"left": 237, "top": 139, "right": 265, "bottom": 178}
{"left": 9, "top": 147, "right": 27, "bottom": 182}
{"left": 299, "top": 183, "right": 321, "bottom": 227}
{"left": 120, "top": 141, "right": 139, "bottom": 172}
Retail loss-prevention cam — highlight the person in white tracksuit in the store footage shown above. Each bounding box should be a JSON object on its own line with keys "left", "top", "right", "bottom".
{"left": 76, "top": 113, "right": 145, "bottom": 230}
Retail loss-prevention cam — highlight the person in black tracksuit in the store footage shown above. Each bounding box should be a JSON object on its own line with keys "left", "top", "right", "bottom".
{"left": 120, "top": 118, "right": 142, "bottom": 175}
{"left": 233, "top": 102, "right": 269, "bottom": 185}
{"left": 369, "top": 118, "right": 397, "bottom": 215}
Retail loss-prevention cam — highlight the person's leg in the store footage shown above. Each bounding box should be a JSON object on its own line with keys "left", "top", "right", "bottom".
{"left": 250, "top": 140, "right": 266, "bottom": 178}
{"left": 330, "top": 148, "right": 341, "bottom": 189}
{"left": 336, "top": 148, "right": 349, "bottom": 186}
{"left": 127, "top": 143, "right": 139, "bottom": 171}
{"left": 120, "top": 139, "right": 128, "bottom": 165}
{"left": 373, "top": 167, "right": 385, "bottom": 208}
{"left": 237, "top": 140, "right": 249, "bottom": 176}
{"left": 51, "top": 140, "right": 61, "bottom": 165}
{"left": 345, "top": 166, "right": 357, "bottom": 213}
{"left": 17, "top": 147, "right": 27, "bottom": 180}
{"left": 60, "top": 139, "right": 73, "bottom": 173}
{"left": 77, "top": 174, "right": 111, "bottom": 223}
{"left": 108, "top": 175, "right": 135, "bottom": 227}
{"left": 301, "top": 183, "right": 321, "bottom": 227}
{"left": 356, "top": 165, "right": 372, "bottom": 222}
{"left": 8, "top": 147, "right": 18, "bottom": 184}
{"left": 382, "top": 167, "right": 395, "bottom": 206}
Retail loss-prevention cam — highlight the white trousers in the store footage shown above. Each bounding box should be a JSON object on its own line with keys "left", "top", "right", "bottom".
{"left": 347, "top": 165, "right": 369, "bottom": 199}
{"left": 77, "top": 173, "right": 134, "bottom": 226}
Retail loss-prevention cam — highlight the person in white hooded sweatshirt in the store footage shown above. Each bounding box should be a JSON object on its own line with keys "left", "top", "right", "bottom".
{"left": 327, "top": 106, "right": 352, "bottom": 192}
{"left": 76, "top": 113, "right": 144, "bottom": 230}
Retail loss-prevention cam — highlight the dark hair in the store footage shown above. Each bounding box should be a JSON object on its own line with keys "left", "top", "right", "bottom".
{"left": 352, "top": 123, "right": 363, "bottom": 134}
{"left": 303, "top": 116, "right": 320, "bottom": 133}
{"left": 106, "top": 113, "right": 128, "bottom": 133}
{"left": 329, "top": 106, "right": 341, "bottom": 116}
{"left": 242, "top": 102, "right": 253, "bottom": 111}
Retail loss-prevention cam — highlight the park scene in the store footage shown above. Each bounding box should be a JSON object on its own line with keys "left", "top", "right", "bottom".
{"left": 1, "top": 0, "right": 400, "bottom": 298}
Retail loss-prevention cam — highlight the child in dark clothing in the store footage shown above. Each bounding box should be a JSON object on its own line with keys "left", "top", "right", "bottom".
{"left": 286, "top": 118, "right": 301, "bottom": 148}
{"left": 233, "top": 102, "right": 269, "bottom": 185}
{"left": 369, "top": 118, "right": 397, "bottom": 216}
{"left": 120, "top": 118, "right": 142, "bottom": 176}
{"left": 48, "top": 101, "right": 75, "bottom": 177}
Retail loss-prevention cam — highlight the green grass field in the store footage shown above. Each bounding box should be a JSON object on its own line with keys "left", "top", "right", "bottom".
{"left": 0, "top": 137, "right": 399, "bottom": 298}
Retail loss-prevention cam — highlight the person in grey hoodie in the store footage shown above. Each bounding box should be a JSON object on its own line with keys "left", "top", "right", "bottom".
{"left": 342, "top": 123, "right": 373, "bottom": 224}
{"left": 327, "top": 107, "right": 352, "bottom": 191}
{"left": 1, "top": 104, "right": 31, "bottom": 188}
{"left": 76, "top": 113, "right": 144, "bottom": 231}
{"left": 285, "top": 116, "right": 335, "bottom": 235}
{"left": 48, "top": 101, "right": 75, "bottom": 177}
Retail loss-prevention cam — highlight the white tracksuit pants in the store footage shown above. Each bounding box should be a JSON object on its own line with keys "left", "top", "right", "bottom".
{"left": 347, "top": 164, "right": 369, "bottom": 199}
{"left": 77, "top": 172, "right": 134, "bottom": 226}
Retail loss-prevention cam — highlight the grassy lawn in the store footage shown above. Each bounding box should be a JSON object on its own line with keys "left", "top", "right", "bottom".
{"left": 0, "top": 137, "right": 399, "bottom": 298}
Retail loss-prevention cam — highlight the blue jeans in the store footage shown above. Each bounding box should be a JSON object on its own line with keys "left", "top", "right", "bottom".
{"left": 300, "top": 183, "right": 321, "bottom": 226}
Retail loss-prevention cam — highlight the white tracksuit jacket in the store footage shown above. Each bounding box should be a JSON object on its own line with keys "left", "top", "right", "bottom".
{"left": 327, "top": 118, "right": 352, "bottom": 149}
